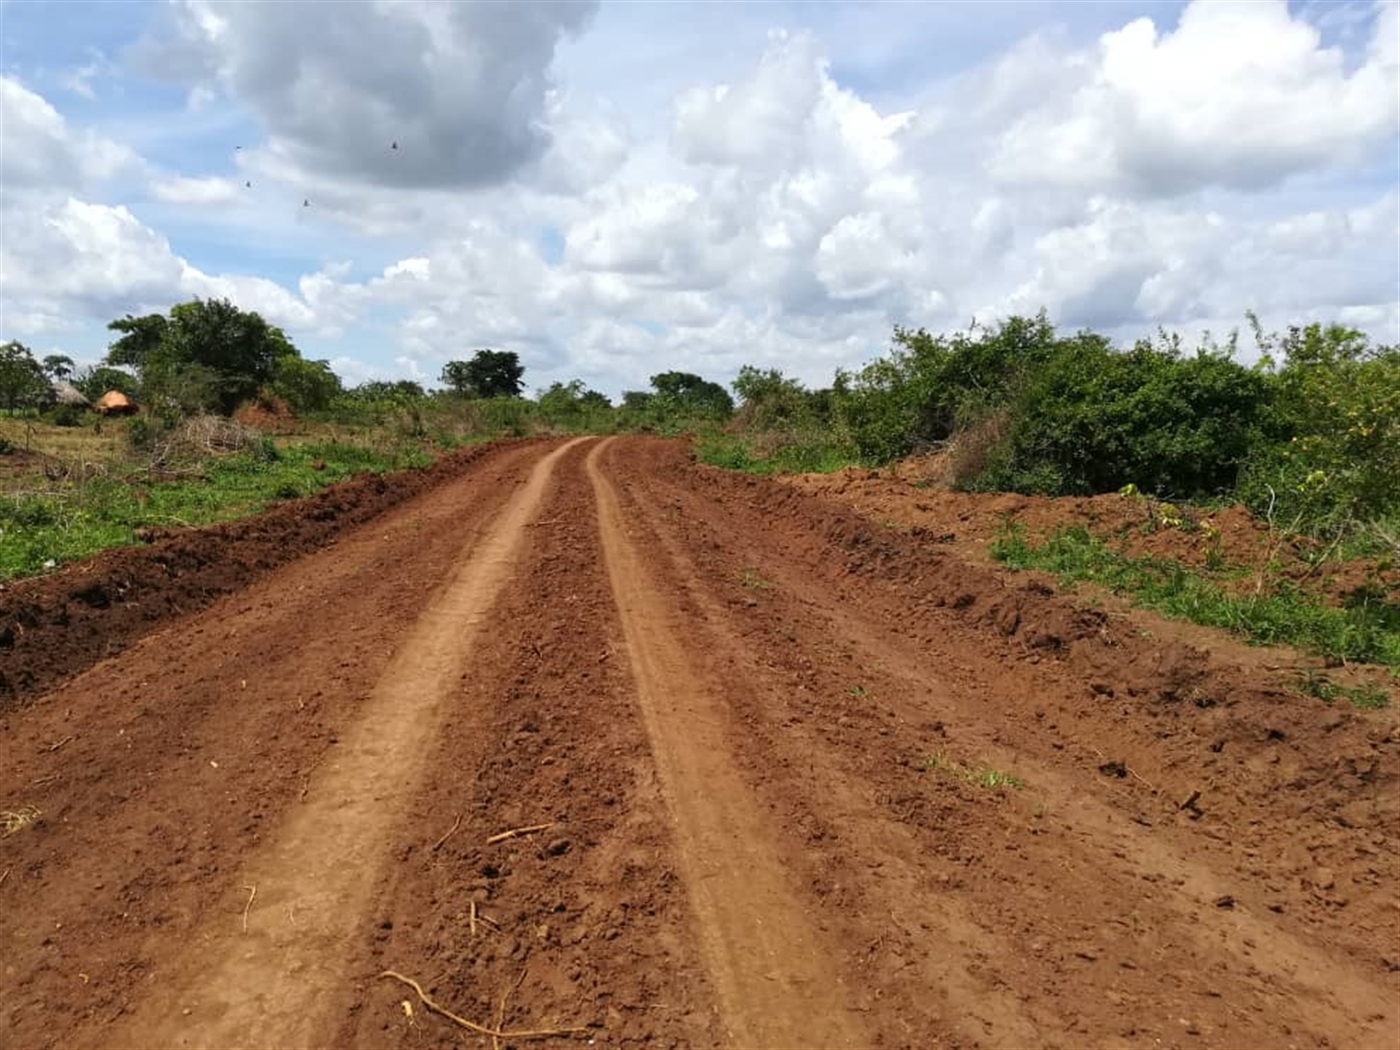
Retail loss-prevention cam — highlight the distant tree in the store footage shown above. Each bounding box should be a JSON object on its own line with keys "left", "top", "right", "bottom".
{"left": 107, "top": 313, "right": 170, "bottom": 371}
{"left": 441, "top": 350, "right": 524, "bottom": 398}
{"left": 40, "top": 354, "right": 76, "bottom": 381}
{"left": 649, "top": 370, "right": 734, "bottom": 420}
{"left": 0, "top": 341, "right": 48, "bottom": 414}
{"left": 347, "top": 379, "right": 426, "bottom": 403}
{"left": 732, "top": 365, "right": 813, "bottom": 427}
{"left": 273, "top": 356, "right": 342, "bottom": 413}
{"left": 439, "top": 360, "right": 473, "bottom": 397}
{"left": 105, "top": 298, "right": 298, "bottom": 415}
{"left": 537, "top": 379, "right": 612, "bottom": 429}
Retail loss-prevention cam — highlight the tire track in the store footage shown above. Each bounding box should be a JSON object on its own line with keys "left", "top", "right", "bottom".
{"left": 103, "top": 438, "right": 589, "bottom": 1050}
{"left": 586, "top": 438, "right": 863, "bottom": 1050}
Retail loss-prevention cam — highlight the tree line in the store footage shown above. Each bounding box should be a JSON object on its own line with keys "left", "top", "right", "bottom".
{"left": 5, "top": 296, "right": 1395, "bottom": 535}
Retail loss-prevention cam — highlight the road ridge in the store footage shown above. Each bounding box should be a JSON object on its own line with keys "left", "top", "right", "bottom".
{"left": 587, "top": 437, "right": 864, "bottom": 1049}
{"left": 105, "top": 438, "right": 589, "bottom": 1050}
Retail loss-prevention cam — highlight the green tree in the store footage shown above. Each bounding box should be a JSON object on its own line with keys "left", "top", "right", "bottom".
{"left": 1241, "top": 321, "right": 1400, "bottom": 530}
{"left": 995, "top": 336, "right": 1268, "bottom": 496}
{"left": 537, "top": 380, "right": 613, "bottom": 431}
{"left": 40, "top": 354, "right": 76, "bottom": 381}
{"left": 106, "top": 314, "right": 171, "bottom": 372}
{"left": 273, "top": 356, "right": 343, "bottom": 414}
{"left": 0, "top": 341, "right": 48, "bottom": 414}
{"left": 441, "top": 350, "right": 525, "bottom": 398}
{"left": 732, "top": 366, "right": 814, "bottom": 429}
{"left": 649, "top": 370, "right": 734, "bottom": 420}
{"left": 105, "top": 298, "right": 297, "bottom": 415}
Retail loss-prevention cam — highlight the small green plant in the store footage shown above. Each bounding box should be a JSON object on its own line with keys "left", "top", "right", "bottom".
{"left": 739, "top": 566, "right": 772, "bottom": 590}
{"left": 848, "top": 685, "right": 869, "bottom": 699}
{"left": 922, "top": 751, "right": 1025, "bottom": 790}
{"left": 1295, "top": 671, "right": 1391, "bottom": 710}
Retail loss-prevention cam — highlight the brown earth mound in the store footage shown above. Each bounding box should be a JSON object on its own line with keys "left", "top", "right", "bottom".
{"left": 784, "top": 465, "right": 1399, "bottom": 605}
{"left": 0, "top": 438, "right": 543, "bottom": 707}
{"left": 233, "top": 395, "right": 298, "bottom": 434}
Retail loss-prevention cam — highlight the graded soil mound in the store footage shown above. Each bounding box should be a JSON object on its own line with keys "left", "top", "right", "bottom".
{"left": 784, "top": 466, "right": 1400, "bottom": 605}
{"left": 0, "top": 438, "right": 542, "bottom": 707}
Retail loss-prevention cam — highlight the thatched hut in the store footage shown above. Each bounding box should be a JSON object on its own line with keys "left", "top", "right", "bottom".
{"left": 93, "top": 390, "right": 139, "bottom": 416}
{"left": 51, "top": 381, "right": 91, "bottom": 408}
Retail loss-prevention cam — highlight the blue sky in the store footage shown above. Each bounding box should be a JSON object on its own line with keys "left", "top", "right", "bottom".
{"left": 1, "top": 0, "right": 1396, "bottom": 397}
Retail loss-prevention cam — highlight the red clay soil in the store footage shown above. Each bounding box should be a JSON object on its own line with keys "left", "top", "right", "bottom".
{"left": 232, "top": 396, "right": 298, "bottom": 434}
{"left": 0, "top": 438, "right": 548, "bottom": 706}
{"left": 785, "top": 463, "right": 1400, "bottom": 605}
{"left": 1, "top": 435, "right": 1397, "bottom": 1050}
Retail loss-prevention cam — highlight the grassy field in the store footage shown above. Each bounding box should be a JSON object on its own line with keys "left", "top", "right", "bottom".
{"left": 0, "top": 416, "right": 433, "bottom": 581}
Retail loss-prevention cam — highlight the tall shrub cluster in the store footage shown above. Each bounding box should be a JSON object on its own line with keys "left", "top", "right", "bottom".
{"left": 728, "top": 312, "right": 1397, "bottom": 536}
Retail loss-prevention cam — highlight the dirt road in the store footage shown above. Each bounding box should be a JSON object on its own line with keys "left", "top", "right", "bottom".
{"left": 2, "top": 437, "right": 1397, "bottom": 1049}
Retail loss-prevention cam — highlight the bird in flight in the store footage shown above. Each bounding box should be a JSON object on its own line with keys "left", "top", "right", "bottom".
{"left": 391, "top": 141, "right": 398, "bottom": 150}
{"left": 303, "top": 199, "right": 310, "bottom": 207}
{"left": 245, "top": 180, "right": 252, "bottom": 188}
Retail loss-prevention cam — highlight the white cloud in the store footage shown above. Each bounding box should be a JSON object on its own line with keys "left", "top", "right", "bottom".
{"left": 2, "top": 2, "right": 1396, "bottom": 391}
{"left": 990, "top": 0, "right": 1399, "bottom": 195}
{"left": 149, "top": 174, "right": 241, "bottom": 205}
{"left": 0, "top": 75, "right": 137, "bottom": 192}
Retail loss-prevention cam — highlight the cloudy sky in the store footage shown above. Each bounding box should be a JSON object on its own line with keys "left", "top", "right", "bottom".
{"left": 1, "top": 0, "right": 1396, "bottom": 397}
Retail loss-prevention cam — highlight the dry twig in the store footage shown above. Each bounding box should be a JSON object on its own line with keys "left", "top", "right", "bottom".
{"left": 493, "top": 968, "right": 531, "bottom": 1050}
{"left": 44, "top": 736, "right": 73, "bottom": 753}
{"left": 378, "top": 970, "right": 585, "bottom": 1041}
{"left": 431, "top": 814, "right": 462, "bottom": 852}
{"left": 486, "top": 823, "right": 553, "bottom": 845}
{"left": 242, "top": 885, "right": 257, "bottom": 932}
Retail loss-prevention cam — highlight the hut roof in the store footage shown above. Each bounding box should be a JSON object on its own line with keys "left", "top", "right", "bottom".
{"left": 51, "top": 381, "right": 90, "bottom": 407}
{"left": 94, "top": 390, "right": 137, "bottom": 412}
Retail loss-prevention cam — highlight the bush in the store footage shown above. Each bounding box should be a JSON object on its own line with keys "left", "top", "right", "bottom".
{"left": 1237, "top": 323, "right": 1400, "bottom": 534}
{"left": 44, "top": 403, "right": 88, "bottom": 428}
{"left": 993, "top": 337, "right": 1268, "bottom": 497}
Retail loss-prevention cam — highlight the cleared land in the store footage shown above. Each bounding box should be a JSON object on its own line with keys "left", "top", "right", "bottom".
{"left": 1, "top": 436, "right": 1396, "bottom": 1049}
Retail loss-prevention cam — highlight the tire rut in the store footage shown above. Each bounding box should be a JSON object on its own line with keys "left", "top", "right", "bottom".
{"left": 587, "top": 438, "right": 865, "bottom": 1050}
{"left": 99, "top": 438, "right": 589, "bottom": 1049}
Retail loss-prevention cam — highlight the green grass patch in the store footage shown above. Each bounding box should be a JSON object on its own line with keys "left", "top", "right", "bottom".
{"left": 693, "top": 430, "right": 862, "bottom": 475}
{"left": 1294, "top": 670, "right": 1391, "bottom": 710}
{"left": 0, "top": 440, "right": 427, "bottom": 581}
{"left": 991, "top": 523, "right": 1400, "bottom": 667}
{"left": 922, "top": 751, "right": 1025, "bottom": 790}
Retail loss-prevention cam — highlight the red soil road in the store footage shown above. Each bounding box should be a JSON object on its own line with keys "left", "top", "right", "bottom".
{"left": 2, "top": 436, "right": 1397, "bottom": 1050}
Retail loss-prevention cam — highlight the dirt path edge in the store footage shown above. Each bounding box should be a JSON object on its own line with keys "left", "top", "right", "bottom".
{"left": 0, "top": 438, "right": 548, "bottom": 708}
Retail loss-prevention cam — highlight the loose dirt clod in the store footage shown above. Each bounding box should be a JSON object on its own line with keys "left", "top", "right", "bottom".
{"left": 378, "top": 970, "right": 586, "bottom": 1042}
